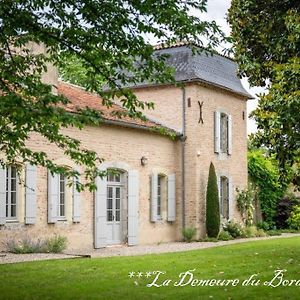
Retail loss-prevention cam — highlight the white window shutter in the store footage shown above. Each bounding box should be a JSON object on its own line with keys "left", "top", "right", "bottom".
{"left": 227, "top": 114, "right": 232, "bottom": 155}
{"left": 214, "top": 111, "right": 221, "bottom": 153}
{"left": 128, "top": 170, "right": 139, "bottom": 246}
{"left": 0, "top": 166, "right": 6, "bottom": 225}
{"left": 167, "top": 174, "right": 176, "bottom": 221}
{"left": 72, "top": 169, "right": 81, "bottom": 223}
{"left": 48, "top": 170, "right": 59, "bottom": 223}
{"left": 228, "top": 177, "right": 234, "bottom": 219}
{"left": 150, "top": 173, "right": 158, "bottom": 222}
{"left": 25, "top": 164, "right": 37, "bottom": 224}
{"left": 95, "top": 168, "right": 107, "bottom": 248}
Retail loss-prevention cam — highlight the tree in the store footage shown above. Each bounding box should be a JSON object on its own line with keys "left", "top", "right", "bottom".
{"left": 228, "top": 0, "right": 300, "bottom": 187}
{"left": 206, "top": 162, "right": 220, "bottom": 238}
{"left": 0, "top": 1, "right": 224, "bottom": 190}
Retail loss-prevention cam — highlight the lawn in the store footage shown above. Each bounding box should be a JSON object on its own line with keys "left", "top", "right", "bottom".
{"left": 1, "top": 237, "right": 300, "bottom": 300}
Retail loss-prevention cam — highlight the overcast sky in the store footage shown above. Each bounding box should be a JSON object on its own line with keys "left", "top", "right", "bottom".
{"left": 204, "top": 0, "right": 263, "bottom": 134}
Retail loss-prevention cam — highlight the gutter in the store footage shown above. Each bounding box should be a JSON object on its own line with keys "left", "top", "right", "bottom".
{"left": 102, "top": 118, "right": 181, "bottom": 137}
{"left": 181, "top": 87, "right": 186, "bottom": 230}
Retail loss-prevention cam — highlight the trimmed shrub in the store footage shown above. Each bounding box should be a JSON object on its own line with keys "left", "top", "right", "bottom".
{"left": 287, "top": 205, "right": 300, "bottom": 230}
{"left": 223, "top": 221, "right": 245, "bottom": 238}
{"left": 46, "top": 235, "right": 67, "bottom": 253}
{"left": 206, "top": 162, "right": 220, "bottom": 238}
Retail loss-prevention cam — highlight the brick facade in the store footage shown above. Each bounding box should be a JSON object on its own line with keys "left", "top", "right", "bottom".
{"left": 0, "top": 45, "right": 249, "bottom": 251}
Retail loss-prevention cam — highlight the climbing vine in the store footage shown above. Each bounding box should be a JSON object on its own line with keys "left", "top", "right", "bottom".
{"left": 248, "top": 149, "right": 285, "bottom": 226}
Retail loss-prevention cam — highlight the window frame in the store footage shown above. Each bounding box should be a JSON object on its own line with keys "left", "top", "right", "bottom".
{"left": 58, "top": 173, "right": 66, "bottom": 219}
{"left": 220, "top": 112, "right": 229, "bottom": 153}
{"left": 5, "top": 165, "right": 18, "bottom": 221}
{"left": 219, "top": 176, "right": 229, "bottom": 220}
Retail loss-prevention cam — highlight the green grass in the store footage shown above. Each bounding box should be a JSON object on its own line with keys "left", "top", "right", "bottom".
{"left": 1, "top": 237, "right": 300, "bottom": 300}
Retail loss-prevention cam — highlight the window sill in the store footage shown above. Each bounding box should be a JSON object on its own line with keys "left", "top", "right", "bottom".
{"left": 5, "top": 219, "right": 19, "bottom": 223}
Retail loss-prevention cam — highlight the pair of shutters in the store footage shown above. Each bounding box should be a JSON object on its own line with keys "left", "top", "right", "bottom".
{"left": 48, "top": 170, "right": 81, "bottom": 223}
{"left": 150, "top": 173, "right": 176, "bottom": 222}
{"left": 0, "top": 164, "right": 37, "bottom": 225}
{"left": 214, "top": 112, "right": 232, "bottom": 154}
{"left": 94, "top": 169, "right": 139, "bottom": 248}
{"left": 217, "top": 176, "right": 234, "bottom": 219}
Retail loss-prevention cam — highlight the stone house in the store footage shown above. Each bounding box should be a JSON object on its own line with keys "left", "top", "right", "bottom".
{"left": 0, "top": 43, "right": 251, "bottom": 250}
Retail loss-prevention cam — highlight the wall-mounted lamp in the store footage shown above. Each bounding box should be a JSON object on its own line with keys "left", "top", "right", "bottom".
{"left": 141, "top": 156, "right": 148, "bottom": 166}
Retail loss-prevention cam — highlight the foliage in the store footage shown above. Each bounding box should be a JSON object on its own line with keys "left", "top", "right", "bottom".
{"left": 217, "top": 231, "right": 233, "bottom": 241}
{"left": 199, "top": 237, "right": 219, "bottom": 242}
{"left": 4, "top": 236, "right": 47, "bottom": 254}
{"left": 46, "top": 235, "right": 68, "bottom": 253}
{"left": 205, "top": 162, "right": 220, "bottom": 238}
{"left": 256, "top": 221, "right": 271, "bottom": 232}
{"left": 236, "top": 184, "right": 256, "bottom": 226}
{"left": 266, "top": 230, "right": 282, "bottom": 237}
{"left": 0, "top": 1, "right": 224, "bottom": 189}
{"left": 4, "top": 235, "right": 67, "bottom": 254}
{"left": 222, "top": 221, "right": 245, "bottom": 239}
{"left": 228, "top": 1, "right": 300, "bottom": 188}
{"left": 248, "top": 149, "right": 284, "bottom": 226}
{"left": 243, "top": 226, "right": 267, "bottom": 238}
{"left": 274, "top": 194, "right": 299, "bottom": 229}
{"left": 287, "top": 205, "right": 300, "bottom": 230}
{"left": 182, "top": 227, "right": 196, "bottom": 243}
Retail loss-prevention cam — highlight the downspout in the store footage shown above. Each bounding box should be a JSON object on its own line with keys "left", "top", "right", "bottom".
{"left": 181, "top": 87, "right": 186, "bottom": 230}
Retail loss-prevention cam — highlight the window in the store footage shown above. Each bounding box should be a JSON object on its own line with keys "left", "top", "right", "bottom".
{"left": 58, "top": 174, "right": 66, "bottom": 218}
{"left": 220, "top": 176, "right": 229, "bottom": 219}
{"left": 157, "top": 175, "right": 162, "bottom": 218}
{"left": 106, "top": 170, "right": 122, "bottom": 223}
{"left": 150, "top": 173, "right": 176, "bottom": 222}
{"left": 214, "top": 111, "right": 232, "bottom": 155}
{"left": 220, "top": 113, "right": 228, "bottom": 153}
{"left": 6, "top": 166, "right": 18, "bottom": 219}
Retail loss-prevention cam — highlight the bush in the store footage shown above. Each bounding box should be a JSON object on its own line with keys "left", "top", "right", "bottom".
{"left": 287, "top": 205, "right": 300, "bottom": 230}
{"left": 218, "top": 231, "right": 233, "bottom": 241}
{"left": 46, "top": 235, "right": 68, "bottom": 253}
{"left": 256, "top": 229, "right": 267, "bottom": 237}
{"left": 256, "top": 221, "right": 270, "bottom": 231}
{"left": 182, "top": 227, "right": 196, "bottom": 242}
{"left": 223, "top": 221, "right": 245, "bottom": 238}
{"left": 244, "top": 226, "right": 258, "bottom": 238}
{"left": 266, "top": 230, "right": 282, "bottom": 236}
{"left": 206, "top": 162, "right": 220, "bottom": 238}
{"left": 236, "top": 185, "right": 255, "bottom": 226}
{"left": 274, "top": 194, "right": 299, "bottom": 229}
{"left": 4, "top": 235, "right": 67, "bottom": 254}
{"left": 5, "top": 237, "right": 46, "bottom": 254}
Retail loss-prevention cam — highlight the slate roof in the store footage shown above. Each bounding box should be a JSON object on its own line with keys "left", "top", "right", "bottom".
{"left": 137, "top": 43, "right": 252, "bottom": 98}
{"left": 58, "top": 82, "right": 180, "bottom": 136}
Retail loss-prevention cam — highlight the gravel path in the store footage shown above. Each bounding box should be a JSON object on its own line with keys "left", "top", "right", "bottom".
{"left": 1, "top": 233, "right": 299, "bottom": 264}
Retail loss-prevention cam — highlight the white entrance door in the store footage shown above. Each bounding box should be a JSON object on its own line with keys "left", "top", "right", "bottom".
{"left": 106, "top": 185, "right": 122, "bottom": 244}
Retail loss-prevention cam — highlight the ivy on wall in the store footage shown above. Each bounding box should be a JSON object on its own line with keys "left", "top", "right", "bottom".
{"left": 248, "top": 149, "right": 285, "bottom": 226}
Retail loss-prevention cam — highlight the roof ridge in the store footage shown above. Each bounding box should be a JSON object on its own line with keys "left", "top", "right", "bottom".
{"left": 153, "top": 40, "right": 235, "bottom": 62}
